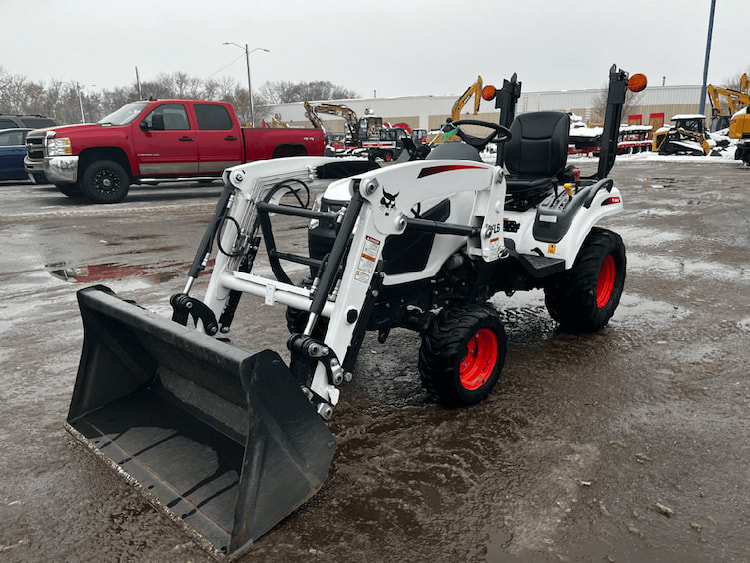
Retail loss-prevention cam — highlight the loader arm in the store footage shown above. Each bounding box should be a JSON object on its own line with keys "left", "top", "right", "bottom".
{"left": 194, "top": 157, "right": 505, "bottom": 408}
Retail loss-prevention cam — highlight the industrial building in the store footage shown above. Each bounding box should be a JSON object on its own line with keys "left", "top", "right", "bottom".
{"left": 265, "top": 84, "right": 707, "bottom": 134}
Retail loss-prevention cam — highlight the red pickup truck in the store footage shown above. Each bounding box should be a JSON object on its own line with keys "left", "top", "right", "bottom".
{"left": 24, "top": 99, "right": 325, "bottom": 203}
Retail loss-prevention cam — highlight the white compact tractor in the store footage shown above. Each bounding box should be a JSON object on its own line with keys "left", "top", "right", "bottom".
{"left": 65, "top": 65, "right": 646, "bottom": 559}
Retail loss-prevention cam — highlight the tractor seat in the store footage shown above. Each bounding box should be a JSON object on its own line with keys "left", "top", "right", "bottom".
{"left": 504, "top": 111, "right": 571, "bottom": 209}
{"left": 425, "top": 141, "right": 482, "bottom": 162}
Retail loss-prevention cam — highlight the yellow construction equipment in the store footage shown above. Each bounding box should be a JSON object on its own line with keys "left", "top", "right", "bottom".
{"left": 730, "top": 105, "right": 750, "bottom": 164}
{"left": 652, "top": 114, "right": 715, "bottom": 156}
{"left": 424, "top": 76, "right": 484, "bottom": 145}
{"left": 303, "top": 102, "right": 359, "bottom": 142}
{"left": 707, "top": 73, "right": 749, "bottom": 130}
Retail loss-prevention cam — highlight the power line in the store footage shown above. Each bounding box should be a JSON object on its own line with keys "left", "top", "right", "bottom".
{"left": 205, "top": 53, "right": 245, "bottom": 80}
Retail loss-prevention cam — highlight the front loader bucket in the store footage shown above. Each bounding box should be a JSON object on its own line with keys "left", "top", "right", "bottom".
{"left": 66, "top": 285, "right": 337, "bottom": 560}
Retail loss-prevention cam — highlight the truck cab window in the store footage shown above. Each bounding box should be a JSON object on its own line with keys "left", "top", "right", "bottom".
{"left": 194, "top": 104, "right": 233, "bottom": 130}
{"left": 144, "top": 104, "right": 190, "bottom": 131}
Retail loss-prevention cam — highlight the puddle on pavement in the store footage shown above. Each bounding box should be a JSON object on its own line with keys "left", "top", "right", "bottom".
{"left": 615, "top": 225, "right": 687, "bottom": 247}
{"left": 638, "top": 176, "right": 678, "bottom": 188}
{"left": 627, "top": 252, "right": 747, "bottom": 282}
{"left": 46, "top": 261, "right": 183, "bottom": 284}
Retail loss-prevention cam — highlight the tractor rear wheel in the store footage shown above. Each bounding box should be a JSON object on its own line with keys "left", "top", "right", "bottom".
{"left": 418, "top": 305, "right": 506, "bottom": 407}
{"left": 544, "top": 227, "right": 626, "bottom": 332}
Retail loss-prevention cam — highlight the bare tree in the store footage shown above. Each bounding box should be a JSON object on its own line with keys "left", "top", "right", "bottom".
{"left": 259, "top": 80, "right": 358, "bottom": 104}
{"left": 0, "top": 67, "right": 31, "bottom": 114}
{"left": 722, "top": 66, "right": 750, "bottom": 91}
{"left": 1, "top": 65, "right": 357, "bottom": 125}
{"left": 589, "top": 85, "right": 644, "bottom": 125}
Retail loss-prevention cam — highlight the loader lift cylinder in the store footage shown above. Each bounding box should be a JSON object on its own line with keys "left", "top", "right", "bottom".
{"left": 305, "top": 189, "right": 365, "bottom": 331}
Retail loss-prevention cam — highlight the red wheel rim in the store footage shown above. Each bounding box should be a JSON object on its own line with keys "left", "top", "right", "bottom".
{"left": 596, "top": 254, "right": 616, "bottom": 308}
{"left": 460, "top": 328, "right": 498, "bottom": 390}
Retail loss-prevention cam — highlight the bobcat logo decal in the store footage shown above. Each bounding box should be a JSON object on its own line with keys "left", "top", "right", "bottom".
{"left": 380, "top": 188, "right": 399, "bottom": 215}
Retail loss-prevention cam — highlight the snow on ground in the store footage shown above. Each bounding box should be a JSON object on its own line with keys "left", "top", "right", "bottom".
{"left": 569, "top": 147, "right": 740, "bottom": 165}
{"left": 481, "top": 148, "right": 743, "bottom": 165}
{"left": 480, "top": 139, "right": 744, "bottom": 166}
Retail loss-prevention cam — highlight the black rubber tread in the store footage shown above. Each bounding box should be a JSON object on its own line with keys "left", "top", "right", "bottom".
{"left": 418, "top": 304, "right": 506, "bottom": 407}
{"left": 544, "top": 227, "right": 626, "bottom": 332}
{"left": 81, "top": 160, "right": 130, "bottom": 204}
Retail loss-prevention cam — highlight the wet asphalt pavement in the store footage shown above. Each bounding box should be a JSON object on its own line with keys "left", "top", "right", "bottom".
{"left": 0, "top": 156, "right": 748, "bottom": 562}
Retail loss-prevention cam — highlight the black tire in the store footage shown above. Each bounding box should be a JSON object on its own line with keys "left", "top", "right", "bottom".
{"left": 544, "top": 227, "right": 626, "bottom": 332}
{"left": 81, "top": 160, "right": 130, "bottom": 203}
{"left": 286, "top": 306, "right": 308, "bottom": 334}
{"left": 418, "top": 305, "right": 507, "bottom": 407}
{"left": 55, "top": 183, "right": 82, "bottom": 198}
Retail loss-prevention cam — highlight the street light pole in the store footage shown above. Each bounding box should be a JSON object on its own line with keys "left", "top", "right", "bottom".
{"left": 699, "top": 0, "right": 717, "bottom": 114}
{"left": 63, "top": 81, "right": 94, "bottom": 123}
{"left": 76, "top": 83, "right": 86, "bottom": 123}
{"left": 223, "top": 42, "right": 270, "bottom": 127}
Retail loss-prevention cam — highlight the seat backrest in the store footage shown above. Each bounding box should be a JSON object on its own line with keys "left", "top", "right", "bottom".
{"left": 505, "top": 111, "right": 570, "bottom": 177}
{"left": 425, "top": 141, "right": 482, "bottom": 162}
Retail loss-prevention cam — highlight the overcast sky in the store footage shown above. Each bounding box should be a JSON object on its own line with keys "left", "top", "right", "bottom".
{"left": 3, "top": 0, "right": 747, "bottom": 100}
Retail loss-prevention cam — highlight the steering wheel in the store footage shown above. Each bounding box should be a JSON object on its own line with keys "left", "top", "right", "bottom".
{"left": 447, "top": 119, "right": 512, "bottom": 150}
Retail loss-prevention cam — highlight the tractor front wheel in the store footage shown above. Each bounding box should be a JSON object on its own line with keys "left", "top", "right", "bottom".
{"left": 418, "top": 305, "right": 506, "bottom": 407}
{"left": 544, "top": 227, "right": 626, "bottom": 332}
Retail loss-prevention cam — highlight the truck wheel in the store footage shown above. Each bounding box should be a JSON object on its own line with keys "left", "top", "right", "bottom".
{"left": 55, "top": 183, "right": 82, "bottom": 198}
{"left": 544, "top": 227, "right": 626, "bottom": 332}
{"left": 81, "top": 160, "right": 130, "bottom": 203}
{"left": 418, "top": 305, "right": 506, "bottom": 407}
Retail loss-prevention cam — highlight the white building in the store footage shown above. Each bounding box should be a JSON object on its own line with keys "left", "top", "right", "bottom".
{"left": 265, "top": 84, "right": 707, "bottom": 133}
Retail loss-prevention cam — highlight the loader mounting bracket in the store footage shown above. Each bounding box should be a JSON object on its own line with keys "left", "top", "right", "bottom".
{"left": 170, "top": 293, "right": 219, "bottom": 335}
{"left": 288, "top": 333, "right": 346, "bottom": 386}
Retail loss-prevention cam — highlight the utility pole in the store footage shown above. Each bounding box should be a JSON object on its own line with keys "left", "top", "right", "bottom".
{"left": 223, "top": 43, "right": 270, "bottom": 127}
{"left": 699, "top": 0, "right": 716, "bottom": 114}
{"left": 135, "top": 66, "right": 143, "bottom": 99}
{"left": 76, "top": 83, "right": 85, "bottom": 123}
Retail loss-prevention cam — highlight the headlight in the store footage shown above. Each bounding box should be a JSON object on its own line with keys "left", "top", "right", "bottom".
{"left": 47, "top": 137, "right": 72, "bottom": 156}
